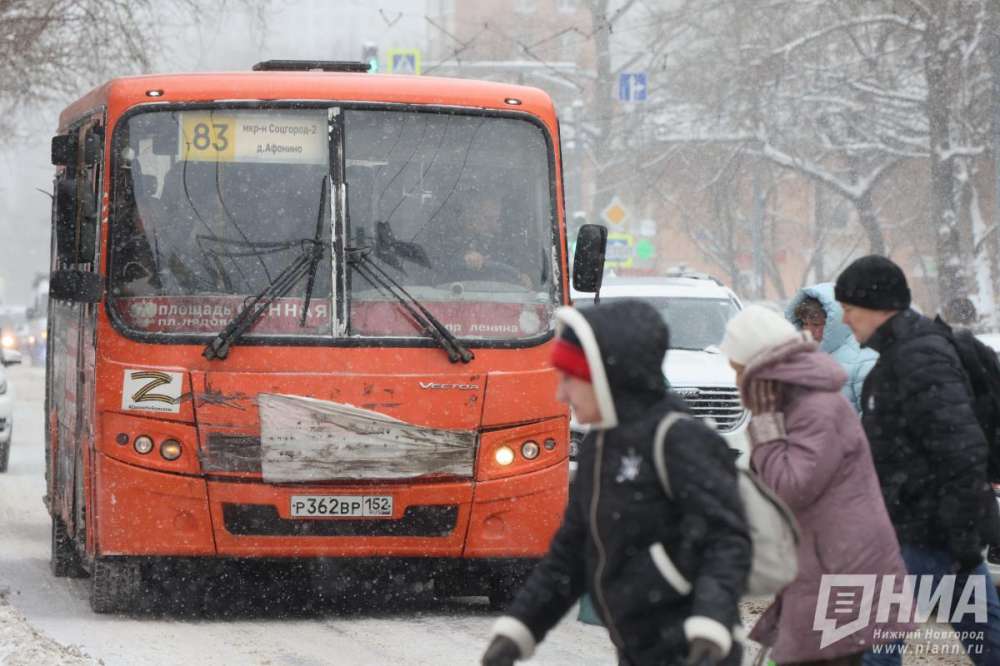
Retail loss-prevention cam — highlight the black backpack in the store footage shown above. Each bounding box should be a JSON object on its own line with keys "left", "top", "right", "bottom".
{"left": 935, "top": 316, "right": 1000, "bottom": 483}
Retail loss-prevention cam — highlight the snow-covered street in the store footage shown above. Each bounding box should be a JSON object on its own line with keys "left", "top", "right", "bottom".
{"left": 0, "top": 365, "right": 619, "bottom": 665}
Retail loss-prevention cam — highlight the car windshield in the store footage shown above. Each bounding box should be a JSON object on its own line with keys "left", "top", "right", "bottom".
{"left": 583, "top": 296, "right": 739, "bottom": 350}
{"left": 108, "top": 106, "right": 558, "bottom": 342}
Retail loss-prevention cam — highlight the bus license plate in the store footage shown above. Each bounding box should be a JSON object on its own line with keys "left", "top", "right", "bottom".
{"left": 290, "top": 495, "right": 393, "bottom": 518}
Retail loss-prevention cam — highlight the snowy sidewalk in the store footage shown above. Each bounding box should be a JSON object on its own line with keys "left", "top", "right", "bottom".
{"left": 0, "top": 590, "right": 97, "bottom": 666}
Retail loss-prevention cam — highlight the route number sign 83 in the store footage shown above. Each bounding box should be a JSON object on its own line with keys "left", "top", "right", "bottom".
{"left": 181, "top": 115, "right": 235, "bottom": 161}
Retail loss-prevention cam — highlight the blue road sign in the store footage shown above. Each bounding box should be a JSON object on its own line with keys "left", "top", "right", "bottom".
{"left": 617, "top": 72, "right": 647, "bottom": 102}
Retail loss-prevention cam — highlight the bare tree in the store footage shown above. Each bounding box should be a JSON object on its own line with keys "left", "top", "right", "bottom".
{"left": 663, "top": 0, "right": 993, "bottom": 308}
{"left": 0, "top": 0, "right": 264, "bottom": 135}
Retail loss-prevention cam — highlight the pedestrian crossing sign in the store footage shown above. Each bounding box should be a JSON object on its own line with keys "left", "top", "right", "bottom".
{"left": 387, "top": 49, "right": 421, "bottom": 75}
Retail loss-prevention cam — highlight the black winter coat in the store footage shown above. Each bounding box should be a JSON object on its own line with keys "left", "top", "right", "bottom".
{"left": 501, "top": 300, "right": 751, "bottom": 666}
{"left": 861, "top": 309, "right": 990, "bottom": 567}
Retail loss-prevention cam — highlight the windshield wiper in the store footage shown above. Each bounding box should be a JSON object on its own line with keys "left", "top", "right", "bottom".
{"left": 202, "top": 177, "right": 330, "bottom": 361}
{"left": 347, "top": 247, "right": 474, "bottom": 364}
{"left": 300, "top": 176, "right": 330, "bottom": 325}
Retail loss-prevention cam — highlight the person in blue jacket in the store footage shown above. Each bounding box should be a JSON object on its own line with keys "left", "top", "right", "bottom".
{"left": 785, "top": 282, "right": 877, "bottom": 413}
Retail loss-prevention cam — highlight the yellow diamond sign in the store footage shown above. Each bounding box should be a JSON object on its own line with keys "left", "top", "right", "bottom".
{"left": 602, "top": 196, "right": 629, "bottom": 225}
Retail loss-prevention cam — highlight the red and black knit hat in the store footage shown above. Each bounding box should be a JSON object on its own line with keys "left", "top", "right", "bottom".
{"left": 550, "top": 326, "right": 591, "bottom": 382}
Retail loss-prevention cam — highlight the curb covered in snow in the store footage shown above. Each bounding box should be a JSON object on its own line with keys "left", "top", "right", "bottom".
{"left": 0, "top": 589, "right": 99, "bottom": 666}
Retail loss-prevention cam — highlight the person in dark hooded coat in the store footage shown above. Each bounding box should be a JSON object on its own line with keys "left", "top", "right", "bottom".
{"left": 481, "top": 299, "right": 751, "bottom": 666}
{"left": 834, "top": 255, "right": 1000, "bottom": 665}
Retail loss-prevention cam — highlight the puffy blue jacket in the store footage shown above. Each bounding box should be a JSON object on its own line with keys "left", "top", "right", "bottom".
{"left": 785, "top": 282, "right": 878, "bottom": 413}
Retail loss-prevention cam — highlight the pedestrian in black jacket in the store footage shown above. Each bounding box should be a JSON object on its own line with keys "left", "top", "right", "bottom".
{"left": 481, "top": 300, "right": 751, "bottom": 666}
{"left": 834, "top": 255, "right": 1000, "bottom": 666}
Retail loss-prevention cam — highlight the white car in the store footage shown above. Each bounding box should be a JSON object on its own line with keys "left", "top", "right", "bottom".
{"left": 0, "top": 348, "right": 21, "bottom": 472}
{"left": 569, "top": 275, "right": 750, "bottom": 477}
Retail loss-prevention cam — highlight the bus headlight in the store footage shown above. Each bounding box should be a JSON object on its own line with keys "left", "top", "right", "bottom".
{"left": 494, "top": 445, "right": 515, "bottom": 466}
{"left": 133, "top": 435, "right": 154, "bottom": 454}
{"left": 159, "top": 439, "right": 182, "bottom": 461}
{"left": 521, "top": 440, "right": 540, "bottom": 460}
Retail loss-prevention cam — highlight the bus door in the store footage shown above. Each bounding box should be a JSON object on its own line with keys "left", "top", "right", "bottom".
{"left": 49, "top": 114, "right": 104, "bottom": 539}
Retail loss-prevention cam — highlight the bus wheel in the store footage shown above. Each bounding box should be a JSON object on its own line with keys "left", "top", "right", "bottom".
{"left": 89, "top": 558, "right": 142, "bottom": 614}
{"left": 50, "top": 515, "right": 85, "bottom": 578}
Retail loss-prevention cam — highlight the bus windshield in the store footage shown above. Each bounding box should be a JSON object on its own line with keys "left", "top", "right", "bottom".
{"left": 109, "top": 106, "right": 557, "bottom": 343}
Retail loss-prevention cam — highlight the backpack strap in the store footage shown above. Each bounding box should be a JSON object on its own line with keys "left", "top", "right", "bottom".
{"left": 652, "top": 412, "right": 692, "bottom": 498}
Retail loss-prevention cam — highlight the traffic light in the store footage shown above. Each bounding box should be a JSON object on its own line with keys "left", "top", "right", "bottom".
{"left": 362, "top": 42, "right": 378, "bottom": 73}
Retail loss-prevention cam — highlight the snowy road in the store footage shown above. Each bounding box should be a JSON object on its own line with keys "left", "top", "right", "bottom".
{"left": 0, "top": 365, "right": 617, "bottom": 665}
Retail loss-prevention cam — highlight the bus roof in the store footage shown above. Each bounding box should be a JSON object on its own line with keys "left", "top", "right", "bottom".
{"left": 58, "top": 71, "right": 558, "bottom": 129}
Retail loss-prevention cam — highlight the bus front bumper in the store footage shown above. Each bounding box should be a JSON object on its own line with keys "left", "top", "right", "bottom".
{"left": 95, "top": 453, "right": 565, "bottom": 560}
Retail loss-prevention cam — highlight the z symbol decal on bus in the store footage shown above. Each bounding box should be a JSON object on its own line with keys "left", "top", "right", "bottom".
{"left": 122, "top": 369, "right": 184, "bottom": 414}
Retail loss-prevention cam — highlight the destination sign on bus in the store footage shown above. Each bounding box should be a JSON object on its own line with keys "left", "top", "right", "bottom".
{"left": 178, "top": 111, "right": 328, "bottom": 164}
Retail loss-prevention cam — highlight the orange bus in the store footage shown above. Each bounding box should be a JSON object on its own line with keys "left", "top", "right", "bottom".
{"left": 44, "top": 60, "right": 607, "bottom": 612}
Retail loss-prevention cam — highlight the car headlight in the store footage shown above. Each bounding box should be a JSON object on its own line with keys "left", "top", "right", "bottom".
{"left": 0, "top": 335, "right": 14, "bottom": 349}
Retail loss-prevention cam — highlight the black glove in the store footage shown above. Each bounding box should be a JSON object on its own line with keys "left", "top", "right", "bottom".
{"left": 481, "top": 636, "right": 522, "bottom": 666}
{"left": 686, "top": 637, "right": 723, "bottom": 666}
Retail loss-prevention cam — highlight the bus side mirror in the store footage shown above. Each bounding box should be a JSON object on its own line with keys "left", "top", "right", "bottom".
{"left": 54, "top": 177, "right": 98, "bottom": 265}
{"left": 572, "top": 224, "right": 607, "bottom": 294}
{"left": 51, "top": 134, "right": 77, "bottom": 166}
{"left": 54, "top": 177, "right": 78, "bottom": 262}
{"left": 50, "top": 270, "right": 103, "bottom": 304}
